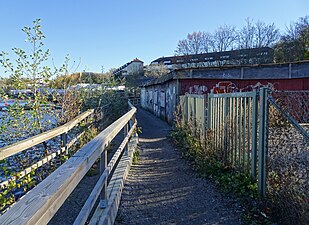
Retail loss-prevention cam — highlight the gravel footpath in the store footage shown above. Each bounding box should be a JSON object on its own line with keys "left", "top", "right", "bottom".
{"left": 116, "top": 108, "right": 242, "bottom": 225}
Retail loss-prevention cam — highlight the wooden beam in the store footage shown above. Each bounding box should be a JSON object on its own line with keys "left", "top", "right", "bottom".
{"left": 73, "top": 122, "right": 136, "bottom": 225}
{"left": 0, "top": 109, "right": 94, "bottom": 160}
{"left": 0, "top": 131, "right": 85, "bottom": 188}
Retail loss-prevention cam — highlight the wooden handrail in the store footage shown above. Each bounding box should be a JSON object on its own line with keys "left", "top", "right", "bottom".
{"left": 0, "top": 104, "right": 137, "bottom": 225}
{"left": 0, "top": 131, "right": 85, "bottom": 188}
{"left": 73, "top": 120, "right": 137, "bottom": 225}
{"left": 0, "top": 109, "right": 94, "bottom": 160}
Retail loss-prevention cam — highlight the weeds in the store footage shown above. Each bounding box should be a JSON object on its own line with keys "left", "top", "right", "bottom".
{"left": 171, "top": 106, "right": 271, "bottom": 224}
{"left": 132, "top": 150, "right": 140, "bottom": 165}
{"left": 171, "top": 124, "right": 258, "bottom": 199}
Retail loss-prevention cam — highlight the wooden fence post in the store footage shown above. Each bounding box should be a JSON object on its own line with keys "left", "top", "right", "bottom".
{"left": 124, "top": 123, "right": 129, "bottom": 156}
{"left": 61, "top": 133, "right": 68, "bottom": 155}
{"left": 99, "top": 145, "right": 108, "bottom": 208}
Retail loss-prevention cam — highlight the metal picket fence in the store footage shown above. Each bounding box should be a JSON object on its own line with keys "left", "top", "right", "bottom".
{"left": 180, "top": 89, "right": 268, "bottom": 195}
{"left": 207, "top": 88, "right": 268, "bottom": 196}
{"left": 179, "top": 94, "right": 207, "bottom": 138}
{"left": 179, "top": 88, "right": 309, "bottom": 224}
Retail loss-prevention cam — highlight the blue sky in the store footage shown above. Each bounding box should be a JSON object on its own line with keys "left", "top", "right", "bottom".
{"left": 0, "top": 0, "right": 308, "bottom": 76}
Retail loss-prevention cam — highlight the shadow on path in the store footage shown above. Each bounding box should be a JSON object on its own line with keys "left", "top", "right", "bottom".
{"left": 116, "top": 108, "right": 242, "bottom": 225}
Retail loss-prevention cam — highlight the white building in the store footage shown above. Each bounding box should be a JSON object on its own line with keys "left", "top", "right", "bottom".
{"left": 113, "top": 58, "right": 144, "bottom": 76}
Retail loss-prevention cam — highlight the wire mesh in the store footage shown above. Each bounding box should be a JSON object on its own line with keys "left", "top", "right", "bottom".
{"left": 271, "top": 90, "right": 309, "bottom": 123}
{"left": 267, "top": 95, "right": 309, "bottom": 225}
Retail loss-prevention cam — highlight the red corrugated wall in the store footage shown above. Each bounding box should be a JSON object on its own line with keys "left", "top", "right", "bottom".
{"left": 179, "top": 78, "right": 309, "bottom": 94}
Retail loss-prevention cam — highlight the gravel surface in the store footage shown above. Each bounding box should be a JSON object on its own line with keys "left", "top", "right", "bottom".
{"left": 48, "top": 174, "right": 99, "bottom": 225}
{"left": 116, "top": 108, "right": 243, "bottom": 225}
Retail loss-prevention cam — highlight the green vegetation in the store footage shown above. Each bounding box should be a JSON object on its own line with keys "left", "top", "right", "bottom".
{"left": 171, "top": 126, "right": 258, "bottom": 198}
{"left": 132, "top": 150, "right": 140, "bottom": 165}
{"left": 50, "top": 69, "right": 120, "bottom": 89}
{"left": 0, "top": 19, "right": 56, "bottom": 149}
{"left": 171, "top": 117, "right": 272, "bottom": 224}
{"left": 0, "top": 19, "right": 131, "bottom": 213}
{"left": 274, "top": 16, "right": 309, "bottom": 62}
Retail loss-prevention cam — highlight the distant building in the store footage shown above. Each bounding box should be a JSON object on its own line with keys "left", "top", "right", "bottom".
{"left": 151, "top": 47, "right": 274, "bottom": 70}
{"left": 113, "top": 58, "right": 144, "bottom": 76}
{"left": 25, "top": 78, "right": 49, "bottom": 88}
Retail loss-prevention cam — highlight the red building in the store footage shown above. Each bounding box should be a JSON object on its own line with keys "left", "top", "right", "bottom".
{"left": 141, "top": 61, "right": 309, "bottom": 123}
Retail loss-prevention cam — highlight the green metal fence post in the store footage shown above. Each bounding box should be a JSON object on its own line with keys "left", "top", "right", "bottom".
{"left": 247, "top": 97, "right": 251, "bottom": 174}
{"left": 218, "top": 98, "right": 222, "bottom": 150}
{"left": 193, "top": 96, "right": 197, "bottom": 129}
{"left": 258, "top": 87, "right": 269, "bottom": 198}
{"left": 251, "top": 89, "right": 258, "bottom": 180}
{"left": 203, "top": 94, "right": 207, "bottom": 142}
{"left": 239, "top": 98, "right": 242, "bottom": 168}
{"left": 235, "top": 98, "right": 239, "bottom": 165}
{"left": 242, "top": 98, "right": 246, "bottom": 171}
{"left": 231, "top": 97, "right": 234, "bottom": 165}
{"left": 214, "top": 98, "right": 218, "bottom": 150}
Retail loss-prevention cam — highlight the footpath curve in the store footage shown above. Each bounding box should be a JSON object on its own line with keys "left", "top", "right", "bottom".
{"left": 116, "top": 108, "right": 242, "bottom": 225}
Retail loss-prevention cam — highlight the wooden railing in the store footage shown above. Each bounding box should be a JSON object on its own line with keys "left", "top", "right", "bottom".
{"left": 0, "top": 104, "right": 110, "bottom": 188}
{"left": 0, "top": 109, "right": 94, "bottom": 161}
{"left": 129, "top": 97, "right": 140, "bottom": 106}
{"left": 0, "top": 109, "right": 96, "bottom": 189}
{"left": 0, "top": 101, "right": 138, "bottom": 225}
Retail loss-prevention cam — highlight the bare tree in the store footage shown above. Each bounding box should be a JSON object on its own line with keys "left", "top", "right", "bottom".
{"left": 201, "top": 32, "right": 213, "bottom": 53}
{"left": 210, "top": 25, "right": 237, "bottom": 52}
{"left": 284, "top": 15, "right": 308, "bottom": 43}
{"left": 237, "top": 18, "right": 256, "bottom": 49}
{"left": 254, "top": 20, "right": 280, "bottom": 47}
{"left": 175, "top": 39, "right": 190, "bottom": 55}
{"left": 237, "top": 19, "right": 280, "bottom": 49}
{"left": 175, "top": 31, "right": 212, "bottom": 55}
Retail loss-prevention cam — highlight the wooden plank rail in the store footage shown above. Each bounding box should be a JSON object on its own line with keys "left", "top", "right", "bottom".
{"left": 0, "top": 107, "right": 97, "bottom": 188}
{"left": 129, "top": 97, "right": 140, "bottom": 106}
{"left": 0, "top": 102, "right": 137, "bottom": 225}
{"left": 73, "top": 120, "right": 137, "bottom": 225}
{"left": 0, "top": 109, "right": 94, "bottom": 160}
{"left": 0, "top": 130, "right": 85, "bottom": 188}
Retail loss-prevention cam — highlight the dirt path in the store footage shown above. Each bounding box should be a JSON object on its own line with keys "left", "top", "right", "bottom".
{"left": 116, "top": 108, "right": 243, "bottom": 225}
